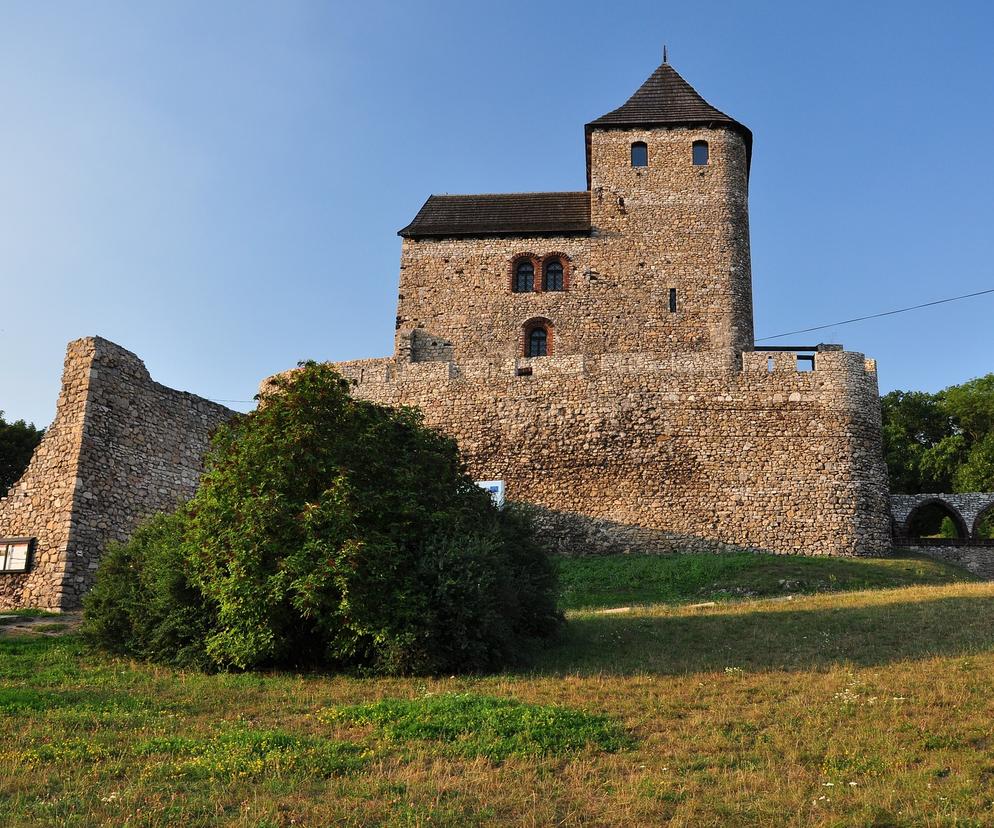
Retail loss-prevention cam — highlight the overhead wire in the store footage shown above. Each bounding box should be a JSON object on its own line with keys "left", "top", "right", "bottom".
{"left": 202, "top": 286, "right": 994, "bottom": 401}
{"left": 755, "top": 287, "right": 994, "bottom": 342}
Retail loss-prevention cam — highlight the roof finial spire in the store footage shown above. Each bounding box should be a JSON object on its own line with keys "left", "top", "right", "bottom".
{"left": 663, "top": 44, "right": 668, "bottom": 64}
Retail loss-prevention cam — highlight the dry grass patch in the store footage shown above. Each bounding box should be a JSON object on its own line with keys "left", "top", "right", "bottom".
{"left": 4, "top": 576, "right": 994, "bottom": 824}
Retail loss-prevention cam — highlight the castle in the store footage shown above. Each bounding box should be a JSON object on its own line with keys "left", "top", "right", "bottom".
{"left": 0, "top": 60, "right": 895, "bottom": 611}
{"left": 328, "top": 59, "right": 893, "bottom": 557}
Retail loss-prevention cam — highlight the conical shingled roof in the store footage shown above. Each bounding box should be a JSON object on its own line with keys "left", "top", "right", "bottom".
{"left": 585, "top": 62, "right": 752, "bottom": 180}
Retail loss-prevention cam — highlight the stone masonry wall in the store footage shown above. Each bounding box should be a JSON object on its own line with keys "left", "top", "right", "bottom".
{"left": 895, "top": 545, "right": 994, "bottom": 580}
{"left": 326, "top": 347, "right": 892, "bottom": 557}
{"left": 0, "top": 337, "right": 234, "bottom": 610}
{"left": 396, "top": 128, "right": 751, "bottom": 369}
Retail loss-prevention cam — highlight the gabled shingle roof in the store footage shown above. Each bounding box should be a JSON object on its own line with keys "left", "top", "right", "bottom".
{"left": 398, "top": 192, "right": 591, "bottom": 239}
{"left": 585, "top": 62, "right": 752, "bottom": 181}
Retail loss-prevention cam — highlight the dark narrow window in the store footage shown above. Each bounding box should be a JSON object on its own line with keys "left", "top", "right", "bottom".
{"left": 631, "top": 141, "right": 648, "bottom": 167}
{"left": 544, "top": 260, "right": 564, "bottom": 291}
{"left": 513, "top": 261, "right": 534, "bottom": 293}
{"left": 528, "top": 327, "right": 548, "bottom": 357}
{"left": 692, "top": 140, "right": 709, "bottom": 166}
{"left": 668, "top": 287, "right": 677, "bottom": 313}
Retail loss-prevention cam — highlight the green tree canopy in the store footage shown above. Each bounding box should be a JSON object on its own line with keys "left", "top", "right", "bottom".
{"left": 84, "top": 362, "right": 561, "bottom": 674}
{"left": 881, "top": 373, "right": 994, "bottom": 494}
{"left": 0, "top": 411, "right": 44, "bottom": 494}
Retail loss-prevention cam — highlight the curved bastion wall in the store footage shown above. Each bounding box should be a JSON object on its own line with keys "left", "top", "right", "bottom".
{"left": 317, "top": 347, "right": 893, "bottom": 557}
{"left": 0, "top": 338, "right": 234, "bottom": 611}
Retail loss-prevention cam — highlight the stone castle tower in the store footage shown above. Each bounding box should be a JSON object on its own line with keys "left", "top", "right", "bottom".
{"left": 330, "top": 59, "right": 893, "bottom": 557}
{"left": 394, "top": 62, "right": 754, "bottom": 368}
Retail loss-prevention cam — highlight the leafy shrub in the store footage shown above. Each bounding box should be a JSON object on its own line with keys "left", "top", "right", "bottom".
{"left": 84, "top": 362, "right": 561, "bottom": 674}
{"left": 83, "top": 510, "right": 217, "bottom": 668}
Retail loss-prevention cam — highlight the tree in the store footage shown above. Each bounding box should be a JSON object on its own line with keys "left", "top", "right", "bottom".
{"left": 880, "top": 391, "right": 954, "bottom": 493}
{"left": 0, "top": 412, "right": 44, "bottom": 494}
{"left": 881, "top": 374, "right": 994, "bottom": 494}
{"left": 84, "top": 362, "right": 561, "bottom": 674}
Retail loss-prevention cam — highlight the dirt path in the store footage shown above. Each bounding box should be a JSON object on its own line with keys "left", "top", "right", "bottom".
{"left": 0, "top": 612, "right": 82, "bottom": 637}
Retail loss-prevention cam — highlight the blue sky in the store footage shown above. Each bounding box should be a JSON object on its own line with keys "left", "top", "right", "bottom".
{"left": 2, "top": 0, "right": 993, "bottom": 427}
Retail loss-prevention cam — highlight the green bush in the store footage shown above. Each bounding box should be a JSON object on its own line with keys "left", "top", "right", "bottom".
{"left": 84, "top": 362, "right": 561, "bottom": 674}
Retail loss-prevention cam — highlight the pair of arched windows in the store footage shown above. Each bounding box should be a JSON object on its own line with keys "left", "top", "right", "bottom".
{"left": 511, "top": 256, "right": 567, "bottom": 293}
{"left": 630, "top": 140, "right": 709, "bottom": 167}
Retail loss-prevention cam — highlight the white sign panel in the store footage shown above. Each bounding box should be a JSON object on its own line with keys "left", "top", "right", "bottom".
{"left": 476, "top": 480, "right": 506, "bottom": 508}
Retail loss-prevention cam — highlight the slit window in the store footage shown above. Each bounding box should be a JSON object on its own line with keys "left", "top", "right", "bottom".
{"left": 692, "top": 140, "right": 709, "bottom": 166}
{"left": 527, "top": 326, "right": 548, "bottom": 357}
{"left": 668, "top": 288, "right": 677, "bottom": 313}
{"left": 513, "top": 261, "right": 534, "bottom": 293}
{"left": 631, "top": 141, "right": 648, "bottom": 167}
{"left": 544, "top": 260, "right": 564, "bottom": 291}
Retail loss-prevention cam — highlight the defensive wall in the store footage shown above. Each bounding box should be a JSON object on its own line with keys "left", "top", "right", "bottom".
{"left": 0, "top": 337, "right": 234, "bottom": 611}
{"left": 330, "top": 345, "right": 893, "bottom": 557}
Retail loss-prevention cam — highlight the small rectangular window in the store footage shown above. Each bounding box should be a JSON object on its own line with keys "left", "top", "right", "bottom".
{"left": 797, "top": 354, "right": 815, "bottom": 372}
{"left": 631, "top": 142, "right": 648, "bottom": 167}
{"left": 668, "top": 288, "right": 677, "bottom": 313}
{"left": 692, "top": 141, "right": 709, "bottom": 166}
{"left": 0, "top": 538, "right": 32, "bottom": 573}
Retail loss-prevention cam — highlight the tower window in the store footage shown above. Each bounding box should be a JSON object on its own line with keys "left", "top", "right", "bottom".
{"left": 527, "top": 326, "right": 548, "bottom": 357}
{"left": 544, "top": 260, "right": 564, "bottom": 291}
{"left": 668, "top": 288, "right": 677, "bottom": 313}
{"left": 513, "top": 261, "right": 534, "bottom": 293}
{"left": 631, "top": 141, "right": 648, "bottom": 167}
{"left": 692, "top": 140, "right": 709, "bottom": 166}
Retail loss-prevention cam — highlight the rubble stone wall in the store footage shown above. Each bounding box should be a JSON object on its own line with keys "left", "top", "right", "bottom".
{"left": 0, "top": 337, "right": 234, "bottom": 610}
{"left": 328, "top": 346, "right": 892, "bottom": 557}
{"left": 895, "top": 545, "right": 994, "bottom": 580}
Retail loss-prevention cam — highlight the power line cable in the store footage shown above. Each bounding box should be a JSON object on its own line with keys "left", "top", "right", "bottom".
{"left": 202, "top": 285, "right": 994, "bottom": 400}
{"left": 755, "top": 287, "right": 994, "bottom": 342}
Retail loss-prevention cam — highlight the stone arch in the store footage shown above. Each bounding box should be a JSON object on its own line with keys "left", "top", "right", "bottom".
{"left": 973, "top": 502, "right": 994, "bottom": 541}
{"left": 904, "top": 497, "right": 970, "bottom": 541}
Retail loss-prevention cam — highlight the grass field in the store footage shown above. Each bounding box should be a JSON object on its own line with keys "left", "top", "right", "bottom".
{"left": 3, "top": 553, "right": 994, "bottom": 826}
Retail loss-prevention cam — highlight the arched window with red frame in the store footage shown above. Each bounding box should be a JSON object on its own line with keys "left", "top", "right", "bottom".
{"left": 522, "top": 318, "right": 552, "bottom": 357}
{"left": 513, "top": 260, "right": 534, "bottom": 293}
{"left": 543, "top": 259, "right": 564, "bottom": 291}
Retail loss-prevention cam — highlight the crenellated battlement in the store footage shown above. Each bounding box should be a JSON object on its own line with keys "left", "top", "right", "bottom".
{"left": 333, "top": 346, "right": 878, "bottom": 393}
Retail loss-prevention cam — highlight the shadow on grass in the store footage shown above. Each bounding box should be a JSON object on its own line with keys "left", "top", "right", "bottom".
{"left": 556, "top": 552, "right": 976, "bottom": 611}
{"left": 532, "top": 594, "right": 994, "bottom": 676}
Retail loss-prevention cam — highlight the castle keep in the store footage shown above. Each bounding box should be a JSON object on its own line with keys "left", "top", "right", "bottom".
{"left": 329, "top": 60, "right": 893, "bottom": 556}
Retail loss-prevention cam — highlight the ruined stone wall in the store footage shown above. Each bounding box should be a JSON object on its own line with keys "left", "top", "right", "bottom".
{"left": 396, "top": 127, "right": 752, "bottom": 367}
{"left": 0, "top": 337, "right": 234, "bottom": 610}
{"left": 329, "top": 347, "right": 892, "bottom": 557}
